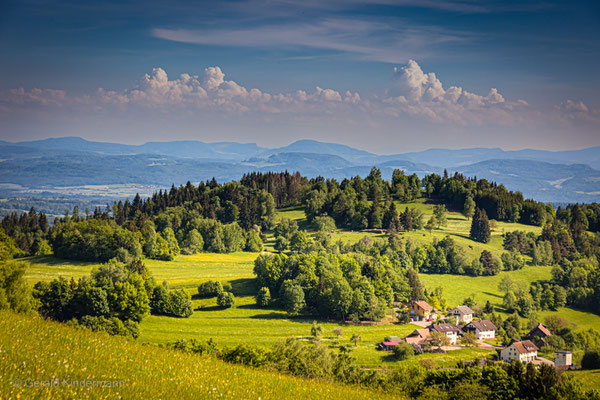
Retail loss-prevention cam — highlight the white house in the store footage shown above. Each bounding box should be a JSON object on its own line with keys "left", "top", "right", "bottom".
{"left": 430, "top": 323, "right": 461, "bottom": 345}
{"left": 462, "top": 320, "right": 497, "bottom": 340}
{"left": 500, "top": 340, "right": 539, "bottom": 363}
{"left": 448, "top": 305, "right": 474, "bottom": 323}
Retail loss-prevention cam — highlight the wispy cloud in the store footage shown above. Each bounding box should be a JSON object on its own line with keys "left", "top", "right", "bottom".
{"left": 152, "top": 18, "right": 465, "bottom": 63}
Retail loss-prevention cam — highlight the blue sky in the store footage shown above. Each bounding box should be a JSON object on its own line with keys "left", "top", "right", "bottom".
{"left": 0, "top": 0, "right": 598, "bottom": 152}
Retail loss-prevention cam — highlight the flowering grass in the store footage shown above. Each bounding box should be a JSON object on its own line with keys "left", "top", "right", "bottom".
{"left": 0, "top": 310, "right": 406, "bottom": 400}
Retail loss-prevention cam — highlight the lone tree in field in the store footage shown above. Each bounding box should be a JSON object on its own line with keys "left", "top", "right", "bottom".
{"left": 463, "top": 195, "right": 476, "bottom": 220}
{"left": 425, "top": 217, "right": 436, "bottom": 235}
{"left": 333, "top": 328, "right": 343, "bottom": 339}
{"left": 470, "top": 208, "right": 491, "bottom": 243}
{"left": 433, "top": 205, "right": 448, "bottom": 229}
{"left": 351, "top": 333, "right": 361, "bottom": 346}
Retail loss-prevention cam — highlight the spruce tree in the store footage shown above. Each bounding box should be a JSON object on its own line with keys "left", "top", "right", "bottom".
{"left": 470, "top": 208, "right": 491, "bottom": 243}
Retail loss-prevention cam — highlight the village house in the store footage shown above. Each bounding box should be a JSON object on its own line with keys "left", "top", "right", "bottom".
{"left": 410, "top": 300, "right": 435, "bottom": 321}
{"left": 462, "top": 319, "right": 497, "bottom": 340}
{"left": 555, "top": 350, "right": 573, "bottom": 367}
{"left": 527, "top": 322, "right": 552, "bottom": 347}
{"left": 500, "top": 340, "right": 539, "bottom": 363}
{"left": 430, "top": 323, "right": 461, "bottom": 345}
{"left": 401, "top": 329, "right": 430, "bottom": 345}
{"left": 448, "top": 305, "right": 474, "bottom": 323}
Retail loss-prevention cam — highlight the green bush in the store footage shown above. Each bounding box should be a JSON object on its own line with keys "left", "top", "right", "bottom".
{"left": 197, "top": 280, "right": 224, "bottom": 298}
{"left": 217, "top": 291, "right": 235, "bottom": 308}
{"left": 256, "top": 287, "right": 271, "bottom": 307}
{"left": 581, "top": 349, "right": 600, "bottom": 369}
{"left": 392, "top": 342, "right": 414, "bottom": 360}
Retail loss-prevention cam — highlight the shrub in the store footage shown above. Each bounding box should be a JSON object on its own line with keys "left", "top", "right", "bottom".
{"left": 582, "top": 349, "right": 600, "bottom": 369}
{"left": 221, "top": 344, "right": 270, "bottom": 367}
{"left": 256, "top": 287, "right": 271, "bottom": 307}
{"left": 168, "top": 289, "right": 194, "bottom": 318}
{"left": 197, "top": 280, "right": 224, "bottom": 298}
{"left": 217, "top": 291, "right": 235, "bottom": 308}
{"left": 392, "top": 342, "right": 414, "bottom": 360}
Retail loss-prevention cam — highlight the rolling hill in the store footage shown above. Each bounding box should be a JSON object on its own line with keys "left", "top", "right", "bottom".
{"left": 1, "top": 137, "right": 599, "bottom": 203}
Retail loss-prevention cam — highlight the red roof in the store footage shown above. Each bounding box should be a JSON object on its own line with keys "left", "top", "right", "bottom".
{"left": 533, "top": 323, "right": 552, "bottom": 337}
{"left": 414, "top": 301, "right": 433, "bottom": 311}
{"left": 512, "top": 340, "right": 539, "bottom": 354}
{"left": 382, "top": 342, "right": 399, "bottom": 346}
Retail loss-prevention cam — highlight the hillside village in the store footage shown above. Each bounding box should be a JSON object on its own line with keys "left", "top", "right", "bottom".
{"left": 378, "top": 300, "right": 575, "bottom": 368}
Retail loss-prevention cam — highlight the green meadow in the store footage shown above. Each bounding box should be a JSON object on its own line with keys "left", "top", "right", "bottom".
{"left": 0, "top": 310, "right": 405, "bottom": 400}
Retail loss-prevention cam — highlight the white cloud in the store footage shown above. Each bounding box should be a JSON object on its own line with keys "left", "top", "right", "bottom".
{"left": 0, "top": 87, "right": 66, "bottom": 106}
{"left": 386, "top": 59, "right": 526, "bottom": 125}
{"left": 555, "top": 99, "right": 599, "bottom": 124}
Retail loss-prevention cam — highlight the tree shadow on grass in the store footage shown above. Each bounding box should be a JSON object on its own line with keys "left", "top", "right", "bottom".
{"left": 236, "top": 303, "right": 265, "bottom": 310}
{"left": 228, "top": 278, "right": 258, "bottom": 296}
{"left": 23, "top": 255, "right": 96, "bottom": 267}
{"left": 482, "top": 292, "right": 502, "bottom": 299}
{"left": 249, "top": 312, "right": 292, "bottom": 320}
{"left": 195, "top": 305, "right": 228, "bottom": 312}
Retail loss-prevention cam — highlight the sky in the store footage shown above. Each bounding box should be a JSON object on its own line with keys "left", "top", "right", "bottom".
{"left": 0, "top": 0, "right": 599, "bottom": 153}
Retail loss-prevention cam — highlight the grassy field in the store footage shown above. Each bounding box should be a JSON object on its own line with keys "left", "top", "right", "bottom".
{"left": 566, "top": 369, "right": 600, "bottom": 391}
{"left": 0, "top": 310, "right": 405, "bottom": 400}
{"left": 419, "top": 266, "right": 552, "bottom": 310}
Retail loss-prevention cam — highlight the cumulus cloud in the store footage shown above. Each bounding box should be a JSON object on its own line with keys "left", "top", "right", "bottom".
{"left": 383, "top": 59, "right": 529, "bottom": 125}
{"left": 555, "top": 99, "right": 599, "bottom": 124}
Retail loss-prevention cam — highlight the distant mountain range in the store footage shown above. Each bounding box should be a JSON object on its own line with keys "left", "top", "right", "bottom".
{"left": 1, "top": 137, "right": 599, "bottom": 203}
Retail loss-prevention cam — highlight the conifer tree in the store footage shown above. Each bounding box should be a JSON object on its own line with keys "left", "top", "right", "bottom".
{"left": 470, "top": 208, "right": 491, "bottom": 243}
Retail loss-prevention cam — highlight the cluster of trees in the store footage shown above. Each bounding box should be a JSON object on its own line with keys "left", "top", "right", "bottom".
{"left": 550, "top": 258, "right": 600, "bottom": 314}
{"left": 197, "top": 280, "right": 236, "bottom": 308}
{"left": 557, "top": 203, "right": 600, "bottom": 233}
{"left": 285, "top": 168, "right": 424, "bottom": 231}
{"left": 254, "top": 251, "right": 415, "bottom": 321}
{"left": 502, "top": 210, "right": 600, "bottom": 315}
{"left": 425, "top": 171, "right": 553, "bottom": 226}
{"left": 498, "top": 275, "right": 567, "bottom": 318}
{"left": 169, "top": 335, "right": 599, "bottom": 400}
{"left": 0, "top": 178, "right": 273, "bottom": 263}
{"left": 1, "top": 208, "right": 51, "bottom": 256}
{"left": 45, "top": 204, "right": 264, "bottom": 263}
{"left": 32, "top": 258, "right": 193, "bottom": 338}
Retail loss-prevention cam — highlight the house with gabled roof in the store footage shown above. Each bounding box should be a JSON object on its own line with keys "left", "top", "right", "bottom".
{"left": 448, "top": 305, "right": 474, "bottom": 323}
{"left": 430, "top": 323, "right": 461, "bottom": 344}
{"left": 527, "top": 323, "right": 552, "bottom": 347}
{"left": 410, "top": 300, "right": 435, "bottom": 321}
{"left": 401, "top": 329, "right": 430, "bottom": 345}
{"left": 500, "top": 340, "right": 539, "bottom": 362}
{"left": 462, "top": 319, "right": 497, "bottom": 340}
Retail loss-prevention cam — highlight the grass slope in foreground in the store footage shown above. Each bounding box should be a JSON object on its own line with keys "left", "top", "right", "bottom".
{"left": 0, "top": 311, "right": 404, "bottom": 400}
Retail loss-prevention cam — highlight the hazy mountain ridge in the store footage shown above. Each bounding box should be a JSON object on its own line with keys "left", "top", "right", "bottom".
{"left": 1, "top": 137, "right": 599, "bottom": 203}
